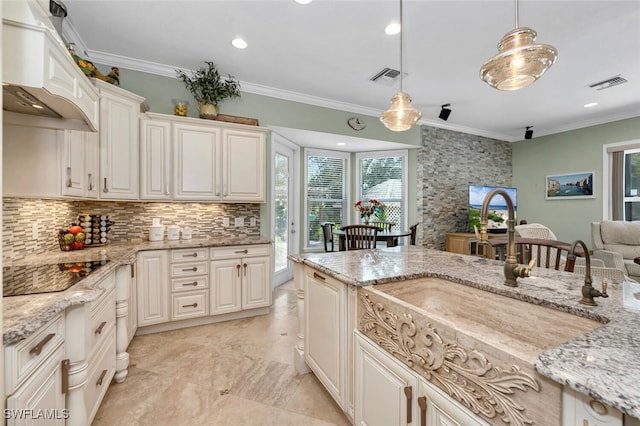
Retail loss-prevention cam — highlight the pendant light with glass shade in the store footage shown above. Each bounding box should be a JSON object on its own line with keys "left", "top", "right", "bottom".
{"left": 480, "top": 0, "right": 557, "bottom": 91}
{"left": 380, "top": 0, "right": 422, "bottom": 131}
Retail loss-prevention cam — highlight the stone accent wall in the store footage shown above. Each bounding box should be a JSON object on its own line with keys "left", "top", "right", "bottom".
{"left": 417, "top": 126, "right": 512, "bottom": 250}
{"left": 3, "top": 198, "right": 260, "bottom": 261}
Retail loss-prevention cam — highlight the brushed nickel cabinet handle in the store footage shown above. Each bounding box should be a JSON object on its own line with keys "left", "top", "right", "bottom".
{"left": 404, "top": 386, "right": 412, "bottom": 423}
{"left": 182, "top": 302, "right": 198, "bottom": 308}
{"left": 61, "top": 359, "right": 70, "bottom": 394}
{"left": 182, "top": 267, "right": 198, "bottom": 272}
{"left": 103, "top": 177, "right": 109, "bottom": 193}
{"left": 235, "top": 249, "right": 249, "bottom": 254}
{"left": 182, "top": 281, "right": 198, "bottom": 287}
{"left": 313, "top": 272, "right": 326, "bottom": 281}
{"left": 96, "top": 369, "right": 108, "bottom": 386}
{"left": 94, "top": 321, "right": 107, "bottom": 335}
{"left": 88, "top": 173, "right": 93, "bottom": 191}
{"left": 66, "top": 167, "right": 72, "bottom": 187}
{"left": 418, "top": 396, "right": 427, "bottom": 426}
{"left": 29, "top": 333, "right": 55, "bottom": 356}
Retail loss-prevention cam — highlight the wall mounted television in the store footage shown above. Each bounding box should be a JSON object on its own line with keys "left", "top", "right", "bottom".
{"left": 468, "top": 185, "right": 517, "bottom": 233}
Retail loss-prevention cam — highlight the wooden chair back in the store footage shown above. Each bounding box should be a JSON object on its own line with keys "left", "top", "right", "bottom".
{"left": 370, "top": 221, "right": 394, "bottom": 232}
{"left": 342, "top": 225, "right": 379, "bottom": 250}
{"left": 486, "top": 237, "right": 585, "bottom": 271}
{"left": 409, "top": 223, "right": 418, "bottom": 245}
{"left": 320, "top": 222, "right": 335, "bottom": 252}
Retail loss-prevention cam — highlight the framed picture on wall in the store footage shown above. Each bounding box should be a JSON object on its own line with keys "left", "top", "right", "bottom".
{"left": 546, "top": 171, "right": 595, "bottom": 200}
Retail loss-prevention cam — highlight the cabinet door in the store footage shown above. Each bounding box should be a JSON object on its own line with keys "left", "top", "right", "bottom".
{"left": 140, "top": 118, "right": 171, "bottom": 200}
{"left": 355, "top": 333, "right": 417, "bottom": 426}
{"left": 6, "top": 345, "right": 66, "bottom": 426}
{"left": 136, "top": 250, "right": 169, "bottom": 326}
{"left": 562, "top": 387, "right": 623, "bottom": 426}
{"left": 99, "top": 86, "right": 141, "bottom": 200}
{"left": 418, "top": 376, "right": 489, "bottom": 426}
{"left": 173, "top": 123, "right": 221, "bottom": 200}
{"left": 241, "top": 256, "right": 272, "bottom": 309}
{"left": 221, "top": 128, "right": 265, "bottom": 202}
{"left": 210, "top": 259, "right": 242, "bottom": 314}
{"left": 305, "top": 268, "right": 347, "bottom": 410}
{"left": 61, "top": 130, "right": 86, "bottom": 197}
{"left": 85, "top": 131, "right": 100, "bottom": 198}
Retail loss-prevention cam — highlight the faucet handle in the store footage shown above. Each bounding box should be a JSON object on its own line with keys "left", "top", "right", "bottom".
{"left": 473, "top": 225, "right": 481, "bottom": 241}
{"left": 601, "top": 279, "right": 609, "bottom": 298}
{"left": 528, "top": 258, "right": 536, "bottom": 271}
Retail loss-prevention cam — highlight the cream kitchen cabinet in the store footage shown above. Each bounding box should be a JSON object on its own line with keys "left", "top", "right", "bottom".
{"left": 140, "top": 117, "right": 172, "bottom": 200}
{"left": 95, "top": 78, "right": 147, "bottom": 200}
{"left": 136, "top": 250, "right": 170, "bottom": 327}
{"left": 210, "top": 245, "right": 272, "bottom": 315}
{"left": 170, "top": 248, "right": 210, "bottom": 320}
{"left": 142, "top": 112, "right": 267, "bottom": 202}
{"left": 4, "top": 314, "right": 68, "bottom": 426}
{"left": 355, "top": 331, "right": 489, "bottom": 426}
{"left": 61, "top": 130, "right": 99, "bottom": 198}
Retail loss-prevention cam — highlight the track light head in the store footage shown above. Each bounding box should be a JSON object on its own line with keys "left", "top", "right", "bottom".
{"left": 439, "top": 104, "right": 452, "bottom": 121}
{"left": 525, "top": 126, "right": 534, "bottom": 140}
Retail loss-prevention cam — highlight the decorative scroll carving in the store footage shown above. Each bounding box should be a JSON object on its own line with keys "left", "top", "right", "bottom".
{"left": 360, "top": 293, "right": 539, "bottom": 426}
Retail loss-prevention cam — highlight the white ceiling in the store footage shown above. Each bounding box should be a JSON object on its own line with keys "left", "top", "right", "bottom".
{"left": 62, "top": 0, "right": 640, "bottom": 144}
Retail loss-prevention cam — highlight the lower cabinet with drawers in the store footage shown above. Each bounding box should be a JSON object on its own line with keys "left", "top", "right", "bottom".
{"left": 135, "top": 243, "right": 272, "bottom": 334}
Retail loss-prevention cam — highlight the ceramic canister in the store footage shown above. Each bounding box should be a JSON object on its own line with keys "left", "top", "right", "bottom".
{"left": 167, "top": 225, "right": 180, "bottom": 241}
{"left": 149, "top": 225, "right": 165, "bottom": 241}
{"left": 181, "top": 227, "right": 193, "bottom": 240}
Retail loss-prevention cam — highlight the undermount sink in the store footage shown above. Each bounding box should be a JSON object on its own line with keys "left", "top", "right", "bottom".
{"left": 371, "top": 277, "right": 603, "bottom": 364}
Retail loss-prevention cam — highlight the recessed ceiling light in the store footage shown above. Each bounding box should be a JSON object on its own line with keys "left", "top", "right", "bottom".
{"left": 385, "top": 22, "right": 401, "bottom": 36}
{"left": 336, "top": 142, "right": 346, "bottom": 146}
{"left": 584, "top": 102, "right": 598, "bottom": 108}
{"left": 294, "top": 0, "right": 312, "bottom": 4}
{"left": 232, "top": 38, "right": 248, "bottom": 49}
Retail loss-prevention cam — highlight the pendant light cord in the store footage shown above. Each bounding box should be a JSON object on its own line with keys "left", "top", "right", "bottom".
{"left": 399, "top": 0, "right": 404, "bottom": 93}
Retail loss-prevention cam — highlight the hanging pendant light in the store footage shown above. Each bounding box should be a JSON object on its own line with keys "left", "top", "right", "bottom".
{"left": 380, "top": 0, "right": 422, "bottom": 131}
{"left": 480, "top": 0, "right": 557, "bottom": 91}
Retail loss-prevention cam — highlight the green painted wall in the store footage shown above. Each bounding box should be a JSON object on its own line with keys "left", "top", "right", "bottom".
{"left": 512, "top": 116, "right": 640, "bottom": 244}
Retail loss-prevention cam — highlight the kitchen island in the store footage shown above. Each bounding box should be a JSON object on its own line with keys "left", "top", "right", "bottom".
{"left": 289, "top": 246, "right": 640, "bottom": 425}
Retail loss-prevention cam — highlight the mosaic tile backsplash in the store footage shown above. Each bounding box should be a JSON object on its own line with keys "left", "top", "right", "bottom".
{"left": 3, "top": 198, "right": 260, "bottom": 261}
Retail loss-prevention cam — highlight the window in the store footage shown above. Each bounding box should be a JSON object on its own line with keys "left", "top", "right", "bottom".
{"left": 356, "top": 150, "right": 408, "bottom": 230}
{"left": 305, "top": 149, "right": 349, "bottom": 250}
{"left": 624, "top": 148, "right": 640, "bottom": 220}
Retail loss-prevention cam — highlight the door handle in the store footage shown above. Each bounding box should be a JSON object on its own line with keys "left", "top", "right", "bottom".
{"left": 418, "top": 396, "right": 427, "bottom": 426}
{"left": 404, "top": 386, "right": 412, "bottom": 423}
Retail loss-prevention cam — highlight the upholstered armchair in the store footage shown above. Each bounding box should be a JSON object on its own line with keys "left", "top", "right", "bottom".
{"left": 591, "top": 221, "right": 640, "bottom": 282}
{"left": 515, "top": 223, "right": 630, "bottom": 283}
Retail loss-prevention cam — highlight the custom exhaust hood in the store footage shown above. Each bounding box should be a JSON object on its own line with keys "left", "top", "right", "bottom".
{"left": 3, "top": 0, "right": 100, "bottom": 131}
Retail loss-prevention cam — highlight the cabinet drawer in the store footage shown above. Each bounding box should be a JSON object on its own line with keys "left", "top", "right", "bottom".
{"left": 89, "top": 288, "right": 115, "bottom": 356}
{"left": 170, "top": 261, "right": 208, "bottom": 277}
{"left": 171, "top": 275, "right": 209, "bottom": 292}
{"left": 210, "top": 244, "right": 270, "bottom": 260}
{"left": 5, "top": 314, "right": 66, "bottom": 395}
{"left": 171, "top": 248, "right": 208, "bottom": 262}
{"left": 86, "top": 328, "right": 116, "bottom": 424}
{"left": 172, "top": 291, "right": 208, "bottom": 320}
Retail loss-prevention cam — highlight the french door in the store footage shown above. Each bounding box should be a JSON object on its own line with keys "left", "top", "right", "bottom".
{"left": 272, "top": 135, "right": 299, "bottom": 287}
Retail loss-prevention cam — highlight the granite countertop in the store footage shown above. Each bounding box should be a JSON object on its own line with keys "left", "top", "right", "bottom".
{"left": 289, "top": 246, "right": 640, "bottom": 420}
{"left": 3, "top": 236, "right": 272, "bottom": 346}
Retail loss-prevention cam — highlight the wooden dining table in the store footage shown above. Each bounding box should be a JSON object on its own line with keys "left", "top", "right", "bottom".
{"left": 332, "top": 228, "right": 412, "bottom": 251}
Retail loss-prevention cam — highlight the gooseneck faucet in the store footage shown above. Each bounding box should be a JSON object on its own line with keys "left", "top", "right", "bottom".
{"left": 566, "top": 239, "right": 609, "bottom": 306}
{"left": 478, "top": 189, "right": 533, "bottom": 287}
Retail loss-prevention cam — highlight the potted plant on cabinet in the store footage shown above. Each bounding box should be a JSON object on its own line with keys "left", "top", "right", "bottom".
{"left": 175, "top": 61, "right": 241, "bottom": 119}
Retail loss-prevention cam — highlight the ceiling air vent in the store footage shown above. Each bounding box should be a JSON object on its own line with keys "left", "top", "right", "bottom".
{"left": 370, "top": 67, "right": 402, "bottom": 86}
{"left": 588, "top": 75, "right": 628, "bottom": 90}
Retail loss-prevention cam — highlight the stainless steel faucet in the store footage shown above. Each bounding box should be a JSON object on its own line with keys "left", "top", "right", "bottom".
{"left": 478, "top": 189, "right": 533, "bottom": 287}
{"left": 566, "top": 239, "right": 609, "bottom": 306}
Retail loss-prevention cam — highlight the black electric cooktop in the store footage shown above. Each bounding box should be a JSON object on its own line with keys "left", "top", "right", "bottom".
{"left": 3, "top": 260, "right": 110, "bottom": 297}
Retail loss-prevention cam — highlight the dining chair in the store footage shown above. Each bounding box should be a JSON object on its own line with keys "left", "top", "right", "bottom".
{"left": 409, "top": 223, "right": 418, "bottom": 245}
{"left": 320, "top": 222, "right": 335, "bottom": 252}
{"left": 342, "top": 225, "right": 378, "bottom": 250}
{"left": 370, "top": 220, "right": 393, "bottom": 231}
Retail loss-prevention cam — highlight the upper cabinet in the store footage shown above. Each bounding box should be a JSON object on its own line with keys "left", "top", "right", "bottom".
{"left": 142, "top": 113, "right": 267, "bottom": 203}
{"left": 94, "top": 79, "right": 148, "bottom": 200}
{"left": 61, "top": 130, "right": 99, "bottom": 198}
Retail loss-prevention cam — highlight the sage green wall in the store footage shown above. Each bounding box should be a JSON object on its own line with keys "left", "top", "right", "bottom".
{"left": 512, "top": 116, "right": 640, "bottom": 244}
{"left": 100, "top": 65, "right": 422, "bottom": 247}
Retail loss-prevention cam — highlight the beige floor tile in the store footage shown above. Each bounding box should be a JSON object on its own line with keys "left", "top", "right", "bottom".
{"left": 92, "top": 281, "right": 351, "bottom": 426}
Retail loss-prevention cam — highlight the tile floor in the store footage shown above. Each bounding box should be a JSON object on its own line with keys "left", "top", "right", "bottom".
{"left": 92, "top": 281, "right": 351, "bottom": 425}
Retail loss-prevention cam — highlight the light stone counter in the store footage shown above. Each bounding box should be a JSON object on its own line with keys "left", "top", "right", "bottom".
{"left": 289, "top": 246, "right": 640, "bottom": 420}
{"left": 4, "top": 236, "right": 271, "bottom": 345}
